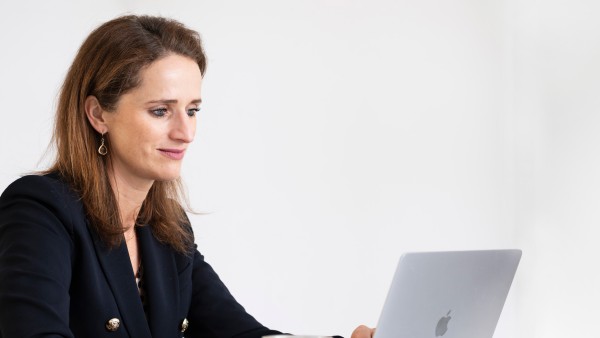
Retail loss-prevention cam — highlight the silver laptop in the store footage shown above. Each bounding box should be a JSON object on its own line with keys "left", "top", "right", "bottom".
{"left": 374, "top": 249, "right": 521, "bottom": 338}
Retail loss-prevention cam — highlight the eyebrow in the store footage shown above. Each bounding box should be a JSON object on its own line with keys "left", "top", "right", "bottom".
{"left": 145, "top": 99, "right": 202, "bottom": 104}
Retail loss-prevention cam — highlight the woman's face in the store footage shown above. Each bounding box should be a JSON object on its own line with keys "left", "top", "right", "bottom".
{"left": 102, "top": 54, "right": 202, "bottom": 186}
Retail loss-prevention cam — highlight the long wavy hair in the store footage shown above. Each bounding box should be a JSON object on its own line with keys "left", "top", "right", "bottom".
{"left": 47, "top": 15, "right": 207, "bottom": 254}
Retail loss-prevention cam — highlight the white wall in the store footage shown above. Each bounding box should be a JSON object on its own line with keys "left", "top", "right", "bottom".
{"left": 1, "top": 1, "right": 598, "bottom": 337}
{"left": 511, "top": 1, "right": 600, "bottom": 337}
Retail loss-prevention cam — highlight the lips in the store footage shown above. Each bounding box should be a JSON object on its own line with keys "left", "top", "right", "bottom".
{"left": 158, "top": 148, "right": 186, "bottom": 160}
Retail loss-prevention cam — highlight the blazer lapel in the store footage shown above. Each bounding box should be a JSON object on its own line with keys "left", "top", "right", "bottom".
{"left": 137, "top": 225, "right": 180, "bottom": 338}
{"left": 90, "top": 226, "right": 152, "bottom": 338}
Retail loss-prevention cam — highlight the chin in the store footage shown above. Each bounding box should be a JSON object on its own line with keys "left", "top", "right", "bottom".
{"left": 157, "top": 174, "right": 181, "bottom": 182}
{"left": 151, "top": 170, "right": 182, "bottom": 182}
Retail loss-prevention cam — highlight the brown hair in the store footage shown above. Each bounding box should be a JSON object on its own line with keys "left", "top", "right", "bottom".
{"left": 47, "top": 15, "right": 207, "bottom": 254}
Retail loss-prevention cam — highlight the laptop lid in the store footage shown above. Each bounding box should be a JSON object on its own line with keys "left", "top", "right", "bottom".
{"left": 374, "top": 249, "right": 521, "bottom": 338}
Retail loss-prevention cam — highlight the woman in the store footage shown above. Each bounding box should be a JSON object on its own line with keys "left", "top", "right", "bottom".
{"left": 0, "top": 15, "right": 374, "bottom": 338}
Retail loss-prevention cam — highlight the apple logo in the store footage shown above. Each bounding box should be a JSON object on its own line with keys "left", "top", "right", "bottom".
{"left": 435, "top": 310, "right": 452, "bottom": 337}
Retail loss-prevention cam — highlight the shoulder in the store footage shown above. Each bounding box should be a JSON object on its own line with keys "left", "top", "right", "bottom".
{"left": 4, "top": 172, "right": 68, "bottom": 189}
{"left": 2, "top": 173, "right": 79, "bottom": 206}
{"left": 0, "top": 173, "right": 84, "bottom": 234}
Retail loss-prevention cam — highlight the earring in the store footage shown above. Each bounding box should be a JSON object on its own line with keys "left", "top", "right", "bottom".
{"left": 98, "top": 133, "right": 108, "bottom": 156}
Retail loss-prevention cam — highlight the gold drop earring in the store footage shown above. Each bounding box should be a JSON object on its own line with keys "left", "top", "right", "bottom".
{"left": 98, "top": 132, "right": 108, "bottom": 156}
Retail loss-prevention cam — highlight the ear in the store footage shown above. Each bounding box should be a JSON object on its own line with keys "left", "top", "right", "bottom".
{"left": 84, "top": 95, "right": 108, "bottom": 134}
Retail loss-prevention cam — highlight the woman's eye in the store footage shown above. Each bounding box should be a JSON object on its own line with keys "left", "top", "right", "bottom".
{"left": 187, "top": 107, "right": 200, "bottom": 117}
{"left": 150, "top": 108, "right": 168, "bottom": 117}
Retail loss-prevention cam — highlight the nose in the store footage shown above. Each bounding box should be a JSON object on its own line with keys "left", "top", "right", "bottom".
{"left": 169, "top": 110, "right": 196, "bottom": 143}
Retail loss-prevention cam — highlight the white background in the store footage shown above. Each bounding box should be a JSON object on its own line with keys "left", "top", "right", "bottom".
{"left": 1, "top": 1, "right": 599, "bottom": 337}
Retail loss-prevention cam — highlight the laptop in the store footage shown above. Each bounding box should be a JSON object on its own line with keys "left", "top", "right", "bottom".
{"left": 374, "top": 249, "right": 521, "bottom": 338}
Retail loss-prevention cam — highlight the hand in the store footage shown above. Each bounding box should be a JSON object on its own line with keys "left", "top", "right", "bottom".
{"left": 351, "top": 325, "right": 376, "bottom": 338}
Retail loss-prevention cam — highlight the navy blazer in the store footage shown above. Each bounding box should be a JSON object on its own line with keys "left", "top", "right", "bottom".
{"left": 0, "top": 174, "right": 282, "bottom": 338}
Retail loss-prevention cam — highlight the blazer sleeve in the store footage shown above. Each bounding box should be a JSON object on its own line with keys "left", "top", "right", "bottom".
{"left": 0, "top": 176, "right": 75, "bottom": 338}
{"left": 184, "top": 246, "right": 283, "bottom": 338}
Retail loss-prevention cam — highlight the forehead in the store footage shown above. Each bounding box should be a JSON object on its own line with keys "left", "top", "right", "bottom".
{"left": 130, "top": 54, "right": 203, "bottom": 99}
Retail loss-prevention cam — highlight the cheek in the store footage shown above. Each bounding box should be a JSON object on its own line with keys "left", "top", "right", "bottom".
{"left": 191, "top": 121, "right": 198, "bottom": 138}
{"left": 134, "top": 128, "right": 163, "bottom": 151}
{"left": 189, "top": 116, "right": 198, "bottom": 135}
{"left": 111, "top": 122, "right": 158, "bottom": 153}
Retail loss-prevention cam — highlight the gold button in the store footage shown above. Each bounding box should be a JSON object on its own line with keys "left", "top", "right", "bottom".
{"left": 105, "top": 318, "right": 120, "bottom": 332}
{"left": 180, "top": 318, "right": 189, "bottom": 332}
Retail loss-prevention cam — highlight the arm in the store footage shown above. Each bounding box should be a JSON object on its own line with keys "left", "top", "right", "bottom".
{"left": 185, "top": 248, "right": 282, "bottom": 338}
{"left": 0, "top": 176, "right": 74, "bottom": 338}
